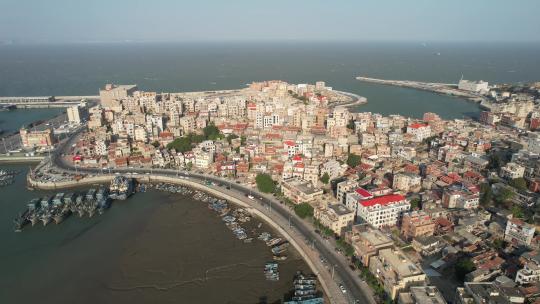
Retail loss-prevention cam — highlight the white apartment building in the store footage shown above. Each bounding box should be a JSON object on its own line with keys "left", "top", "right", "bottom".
{"left": 336, "top": 179, "right": 359, "bottom": 204}
{"left": 516, "top": 251, "right": 540, "bottom": 285}
{"left": 345, "top": 187, "right": 374, "bottom": 215}
{"left": 194, "top": 150, "right": 214, "bottom": 169}
{"left": 505, "top": 218, "right": 535, "bottom": 247}
{"left": 406, "top": 123, "right": 431, "bottom": 142}
{"left": 500, "top": 162, "right": 526, "bottom": 180}
{"left": 356, "top": 194, "right": 410, "bottom": 228}
{"left": 67, "top": 105, "right": 82, "bottom": 124}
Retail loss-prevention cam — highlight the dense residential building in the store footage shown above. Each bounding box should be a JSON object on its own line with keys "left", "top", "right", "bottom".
{"left": 356, "top": 194, "right": 410, "bottom": 228}
{"left": 398, "top": 286, "right": 447, "bottom": 304}
{"left": 505, "top": 218, "right": 535, "bottom": 247}
{"left": 314, "top": 204, "right": 354, "bottom": 235}
{"left": 345, "top": 224, "right": 393, "bottom": 266}
{"left": 369, "top": 248, "right": 426, "bottom": 299}
{"left": 516, "top": 251, "right": 540, "bottom": 285}
{"left": 281, "top": 178, "right": 323, "bottom": 204}
{"left": 401, "top": 211, "right": 435, "bottom": 241}
{"left": 454, "top": 282, "right": 524, "bottom": 304}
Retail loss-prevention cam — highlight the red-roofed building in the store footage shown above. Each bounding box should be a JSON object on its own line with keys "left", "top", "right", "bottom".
{"left": 355, "top": 194, "right": 410, "bottom": 228}
{"left": 407, "top": 123, "right": 431, "bottom": 142}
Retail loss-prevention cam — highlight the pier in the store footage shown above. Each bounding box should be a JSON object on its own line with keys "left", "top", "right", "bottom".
{"left": 0, "top": 95, "right": 99, "bottom": 108}
{"left": 356, "top": 76, "right": 488, "bottom": 103}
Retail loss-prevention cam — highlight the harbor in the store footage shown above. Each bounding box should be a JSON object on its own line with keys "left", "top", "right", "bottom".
{"left": 1, "top": 164, "right": 314, "bottom": 304}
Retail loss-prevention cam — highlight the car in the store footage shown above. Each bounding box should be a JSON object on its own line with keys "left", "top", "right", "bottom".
{"left": 226, "top": 185, "right": 231, "bottom": 190}
{"left": 247, "top": 195, "right": 255, "bottom": 200}
{"left": 339, "top": 285, "right": 347, "bottom": 293}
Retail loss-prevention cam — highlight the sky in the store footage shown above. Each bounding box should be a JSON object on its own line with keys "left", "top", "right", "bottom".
{"left": 1, "top": 0, "right": 539, "bottom": 44}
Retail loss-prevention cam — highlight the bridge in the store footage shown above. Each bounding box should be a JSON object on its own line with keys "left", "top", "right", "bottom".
{"left": 0, "top": 95, "right": 99, "bottom": 108}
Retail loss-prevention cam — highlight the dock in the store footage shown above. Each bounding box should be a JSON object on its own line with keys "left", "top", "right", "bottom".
{"left": 0, "top": 95, "right": 99, "bottom": 109}
{"left": 356, "top": 76, "right": 488, "bottom": 103}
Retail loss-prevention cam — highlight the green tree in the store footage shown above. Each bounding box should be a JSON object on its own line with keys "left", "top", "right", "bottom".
{"left": 511, "top": 205, "right": 525, "bottom": 218}
{"left": 488, "top": 154, "right": 502, "bottom": 170}
{"left": 226, "top": 134, "right": 239, "bottom": 144}
{"left": 479, "top": 183, "right": 493, "bottom": 206}
{"left": 497, "top": 187, "right": 514, "bottom": 203}
{"left": 255, "top": 173, "right": 275, "bottom": 193}
{"left": 347, "top": 119, "right": 356, "bottom": 130}
{"left": 347, "top": 153, "right": 361, "bottom": 168}
{"left": 509, "top": 178, "right": 527, "bottom": 191}
{"left": 167, "top": 137, "right": 192, "bottom": 153}
{"left": 203, "top": 122, "right": 221, "bottom": 140}
{"left": 320, "top": 172, "right": 330, "bottom": 184}
{"left": 455, "top": 257, "right": 476, "bottom": 281}
{"left": 492, "top": 239, "right": 506, "bottom": 250}
{"left": 410, "top": 198, "right": 421, "bottom": 210}
{"left": 294, "top": 203, "right": 314, "bottom": 219}
{"left": 151, "top": 140, "right": 160, "bottom": 148}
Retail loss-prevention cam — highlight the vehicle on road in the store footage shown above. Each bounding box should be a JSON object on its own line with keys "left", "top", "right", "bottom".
{"left": 247, "top": 195, "right": 255, "bottom": 200}
{"left": 339, "top": 284, "right": 347, "bottom": 293}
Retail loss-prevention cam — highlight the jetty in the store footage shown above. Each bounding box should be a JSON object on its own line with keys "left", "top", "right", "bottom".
{"left": 356, "top": 76, "right": 489, "bottom": 104}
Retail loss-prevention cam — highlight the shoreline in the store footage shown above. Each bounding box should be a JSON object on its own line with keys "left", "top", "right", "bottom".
{"left": 330, "top": 90, "right": 368, "bottom": 110}
{"left": 26, "top": 172, "right": 337, "bottom": 302}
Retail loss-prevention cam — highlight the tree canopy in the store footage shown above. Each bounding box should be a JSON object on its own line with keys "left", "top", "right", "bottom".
{"left": 294, "top": 203, "right": 314, "bottom": 219}
{"left": 509, "top": 178, "right": 527, "bottom": 191}
{"left": 320, "top": 172, "right": 330, "bottom": 184}
{"left": 203, "top": 122, "right": 222, "bottom": 140}
{"left": 255, "top": 173, "right": 275, "bottom": 193}
{"left": 455, "top": 257, "right": 476, "bottom": 281}
{"left": 347, "top": 153, "right": 361, "bottom": 168}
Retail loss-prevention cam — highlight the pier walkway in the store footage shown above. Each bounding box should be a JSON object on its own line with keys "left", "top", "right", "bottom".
{"left": 356, "top": 76, "right": 488, "bottom": 103}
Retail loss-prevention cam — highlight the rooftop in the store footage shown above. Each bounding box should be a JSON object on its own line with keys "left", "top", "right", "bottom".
{"left": 378, "top": 248, "right": 423, "bottom": 278}
{"left": 360, "top": 194, "right": 406, "bottom": 207}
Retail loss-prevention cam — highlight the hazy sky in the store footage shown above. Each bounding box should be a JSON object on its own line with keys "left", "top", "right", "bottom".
{"left": 1, "top": 0, "right": 539, "bottom": 43}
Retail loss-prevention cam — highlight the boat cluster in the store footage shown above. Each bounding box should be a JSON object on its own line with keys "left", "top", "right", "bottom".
{"left": 152, "top": 183, "right": 194, "bottom": 195}
{"left": 0, "top": 169, "right": 18, "bottom": 187}
{"left": 287, "top": 271, "right": 323, "bottom": 303}
{"left": 264, "top": 262, "right": 279, "bottom": 281}
{"left": 263, "top": 235, "right": 290, "bottom": 261}
{"left": 13, "top": 188, "right": 111, "bottom": 232}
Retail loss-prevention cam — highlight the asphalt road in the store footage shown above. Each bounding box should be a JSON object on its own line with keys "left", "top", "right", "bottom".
{"left": 48, "top": 129, "right": 374, "bottom": 304}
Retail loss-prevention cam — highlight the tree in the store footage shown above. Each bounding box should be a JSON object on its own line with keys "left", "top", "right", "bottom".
{"left": 203, "top": 122, "right": 221, "bottom": 140}
{"left": 497, "top": 187, "right": 514, "bottom": 203}
{"left": 151, "top": 140, "right": 160, "bottom": 148}
{"left": 410, "top": 198, "right": 421, "bottom": 210}
{"left": 455, "top": 257, "right": 476, "bottom": 281}
{"left": 509, "top": 178, "right": 527, "bottom": 191}
{"left": 347, "top": 119, "right": 356, "bottom": 130}
{"left": 167, "top": 137, "right": 192, "bottom": 153}
{"left": 255, "top": 173, "right": 275, "bottom": 193}
{"left": 294, "top": 203, "right": 314, "bottom": 219}
{"left": 347, "top": 153, "right": 361, "bottom": 168}
{"left": 511, "top": 205, "right": 525, "bottom": 219}
{"left": 226, "top": 134, "right": 239, "bottom": 144}
{"left": 479, "top": 183, "right": 493, "bottom": 206}
{"left": 488, "top": 154, "right": 502, "bottom": 170}
{"left": 320, "top": 172, "right": 330, "bottom": 184}
{"left": 492, "top": 239, "right": 506, "bottom": 250}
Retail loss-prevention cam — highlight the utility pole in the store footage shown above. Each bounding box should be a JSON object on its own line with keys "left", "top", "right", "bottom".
{"left": 332, "top": 265, "right": 335, "bottom": 279}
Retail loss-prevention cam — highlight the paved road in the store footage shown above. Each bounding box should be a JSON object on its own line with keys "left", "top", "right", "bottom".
{"left": 46, "top": 129, "right": 375, "bottom": 304}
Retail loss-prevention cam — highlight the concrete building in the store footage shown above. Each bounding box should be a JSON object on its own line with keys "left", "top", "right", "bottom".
{"left": 398, "top": 286, "right": 447, "bottom": 304}
{"left": 345, "top": 224, "right": 393, "bottom": 267}
{"left": 516, "top": 251, "right": 540, "bottom": 285}
{"left": 314, "top": 204, "right": 355, "bottom": 235}
{"left": 20, "top": 127, "right": 53, "bottom": 148}
{"left": 99, "top": 84, "right": 138, "bottom": 109}
{"left": 401, "top": 211, "right": 435, "bottom": 241}
{"left": 67, "top": 105, "right": 84, "bottom": 124}
{"left": 505, "top": 218, "right": 535, "bottom": 247}
{"left": 393, "top": 172, "right": 422, "bottom": 193}
{"left": 194, "top": 150, "right": 214, "bottom": 169}
{"left": 356, "top": 194, "right": 410, "bottom": 228}
{"left": 281, "top": 178, "right": 323, "bottom": 204}
{"left": 458, "top": 80, "right": 489, "bottom": 93}
{"left": 500, "top": 162, "right": 526, "bottom": 180}
{"left": 336, "top": 179, "right": 359, "bottom": 204}
{"left": 454, "top": 282, "right": 524, "bottom": 304}
{"left": 345, "top": 187, "right": 374, "bottom": 215}
{"left": 369, "top": 248, "right": 426, "bottom": 299}
{"left": 407, "top": 123, "right": 431, "bottom": 142}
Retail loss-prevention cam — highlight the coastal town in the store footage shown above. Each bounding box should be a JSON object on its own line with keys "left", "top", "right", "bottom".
{"left": 9, "top": 79, "right": 540, "bottom": 304}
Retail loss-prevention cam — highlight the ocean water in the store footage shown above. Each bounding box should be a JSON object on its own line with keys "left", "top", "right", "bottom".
{"left": 1, "top": 42, "right": 539, "bottom": 119}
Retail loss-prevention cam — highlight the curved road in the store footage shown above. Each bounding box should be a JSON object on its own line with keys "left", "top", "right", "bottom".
{"left": 47, "top": 128, "right": 375, "bottom": 304}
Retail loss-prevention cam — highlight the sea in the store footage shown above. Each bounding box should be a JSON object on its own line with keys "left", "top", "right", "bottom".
{"left": 0, "top": 42, "right": 539, "bottom": 303}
